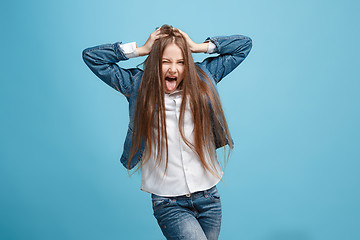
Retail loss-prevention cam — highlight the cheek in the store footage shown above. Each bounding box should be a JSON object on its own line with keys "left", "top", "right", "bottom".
{"left": 179, "top": 67, "right": 185, "bottom": 77}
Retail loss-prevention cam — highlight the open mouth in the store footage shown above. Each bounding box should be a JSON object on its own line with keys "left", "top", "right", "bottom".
{"left": 165, "top": 76, "right": 177, "bottom": 92}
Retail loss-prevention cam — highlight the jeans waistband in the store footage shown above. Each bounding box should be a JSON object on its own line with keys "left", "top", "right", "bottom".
{"left": 151, "top": 185, "right": 217, "bottom": 199}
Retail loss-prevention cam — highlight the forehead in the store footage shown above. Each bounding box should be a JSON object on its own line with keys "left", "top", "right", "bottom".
{"left": 162, "top": 43, "right": 183, "bottom": 59}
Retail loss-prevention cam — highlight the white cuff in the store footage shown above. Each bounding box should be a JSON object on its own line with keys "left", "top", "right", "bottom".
{"left": 120, "top": 42, "right": 139, "bottom": 58}
{"left": 206, "top": 41, "right": 216, "bottom": 54}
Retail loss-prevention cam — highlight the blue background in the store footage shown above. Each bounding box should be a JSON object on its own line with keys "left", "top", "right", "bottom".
{"left": 1, "top": 0, "right": 359, "bottom": 239}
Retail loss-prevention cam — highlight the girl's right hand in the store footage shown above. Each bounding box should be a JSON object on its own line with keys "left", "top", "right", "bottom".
{"left": 136, "top": 28, "right": 167, "bottom": 56}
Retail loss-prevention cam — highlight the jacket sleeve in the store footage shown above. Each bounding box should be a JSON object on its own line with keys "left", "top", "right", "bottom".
{"left": 198, "top": 35, "right": 252, "bottom": 84}
{"left": 82, "top": 42, "right": 142, "bottom": 95}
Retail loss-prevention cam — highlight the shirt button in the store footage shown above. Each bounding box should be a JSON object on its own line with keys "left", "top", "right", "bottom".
{"left": 184, "top": 167, "right": 188, "bottom": 171}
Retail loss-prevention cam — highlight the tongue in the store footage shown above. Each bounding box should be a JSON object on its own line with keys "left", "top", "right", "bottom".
{"left": 165, "top": 80, "right": 177, "bottom": 92}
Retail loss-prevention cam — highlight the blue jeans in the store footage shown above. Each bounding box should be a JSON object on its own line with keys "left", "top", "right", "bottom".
{"left": 151, "top": 186, "right": 222, "bottom": 240}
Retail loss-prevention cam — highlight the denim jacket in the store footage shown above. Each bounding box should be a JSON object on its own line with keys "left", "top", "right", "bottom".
{"left": 82, "top": 35, "right": 252, "bottom": 169}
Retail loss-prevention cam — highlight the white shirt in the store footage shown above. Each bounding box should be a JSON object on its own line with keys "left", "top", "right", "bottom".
{"left": 120, "top": 41, "right": 222, "bottom": 197}
{"left": 140, "top": 91, "right": 223, "bottom": 196}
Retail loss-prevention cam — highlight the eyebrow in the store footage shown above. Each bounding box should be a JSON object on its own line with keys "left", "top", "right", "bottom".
{"left": 162, "top": 58, "right": 184, "bottom": 61}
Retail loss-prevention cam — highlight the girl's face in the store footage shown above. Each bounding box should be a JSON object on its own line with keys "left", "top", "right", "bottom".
{"left": 162, "top": 43, "right": 185, "bottom": 94}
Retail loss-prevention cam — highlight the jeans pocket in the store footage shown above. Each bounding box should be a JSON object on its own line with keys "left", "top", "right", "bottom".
{"left": 207, "top": 187, "right": 221, "bottom": 202}
{"left": 152, "top": 197, "right": 171, "bottom": 212}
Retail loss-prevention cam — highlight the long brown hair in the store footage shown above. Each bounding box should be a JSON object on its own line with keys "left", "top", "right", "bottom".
{"left": 128, "top": 25, "right": 233, "bottom": 177}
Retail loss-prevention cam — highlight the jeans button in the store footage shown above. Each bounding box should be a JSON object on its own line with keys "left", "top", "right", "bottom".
{"left": 186, "top": 193, "right": 191, "bottom": 197}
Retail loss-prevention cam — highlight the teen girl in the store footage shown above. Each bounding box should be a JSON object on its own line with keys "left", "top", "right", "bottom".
{"left": 82, "top": 25, "right": 252, "bottom": 240}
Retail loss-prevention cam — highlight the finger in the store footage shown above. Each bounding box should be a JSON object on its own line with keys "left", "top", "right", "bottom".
{"left": 174, "top": 28, "right": 184, "bottom": 36}
{"left": 155, "top": 30, "right": 163, "bottom": 35}
{"left": 154, "top": 30, "right": 164, "bottom": 36}
{"left": 177, "top": 29, "right": 188, "bottom": 38}
{"left": 155, "top": 33, "right": 168, "bottom": 39}
{"left": 151, "top": 28, "right": 161, "bottom": 35}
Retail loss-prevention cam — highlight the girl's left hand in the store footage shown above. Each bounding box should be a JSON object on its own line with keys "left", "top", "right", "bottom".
{"left": 176, "top": 28, "right": 209, "bottom": 53}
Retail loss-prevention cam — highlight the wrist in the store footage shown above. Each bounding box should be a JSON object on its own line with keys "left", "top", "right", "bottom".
{"left": 192, "top": 42, "right": 209, "bottom": 53}
{"left": 136, "top": 46, "right": 148, "bottom": 56}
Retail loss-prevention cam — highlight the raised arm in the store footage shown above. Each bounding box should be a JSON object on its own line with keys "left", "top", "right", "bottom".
{"left": 82, "top": 28, "right": 167, "bottom": 95}
{"left": 199, "top": 35, "right": 252, "bottom": 84}
{"left": 82, "top": 42, "right": 142, "bottom": 95}
{"left": 178, "top": 29, "right": 252, "bottom": 84}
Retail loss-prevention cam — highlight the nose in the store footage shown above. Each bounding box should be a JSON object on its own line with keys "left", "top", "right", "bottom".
{"left": 168, "top": 63, "right": 177, "bottom": 74}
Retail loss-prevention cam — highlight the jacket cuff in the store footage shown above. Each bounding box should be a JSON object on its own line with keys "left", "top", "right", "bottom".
{"left": 206, "top": 41, "right": 216, "bottom": 54}
{"left": 205, "top": 37, "right": 220, "bottom": 53}
{"left": 119, "top": 42, "right": 139, "bottom": 58}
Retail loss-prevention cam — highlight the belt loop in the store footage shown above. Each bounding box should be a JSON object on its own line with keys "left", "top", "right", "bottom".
{"left": 203, "top": 188, "right": 208, "bottom": 197}
{"left": 204, "top": 186, "right": 214, "bottom": 196}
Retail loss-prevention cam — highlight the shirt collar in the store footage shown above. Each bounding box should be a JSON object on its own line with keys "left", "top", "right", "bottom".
{"left": 165, "top": 89, "right": 183, "bottom": 97}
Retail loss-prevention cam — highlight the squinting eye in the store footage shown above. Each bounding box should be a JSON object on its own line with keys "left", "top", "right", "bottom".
{"left": 179, "top": 61, "right": 184, "bottom": 64}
